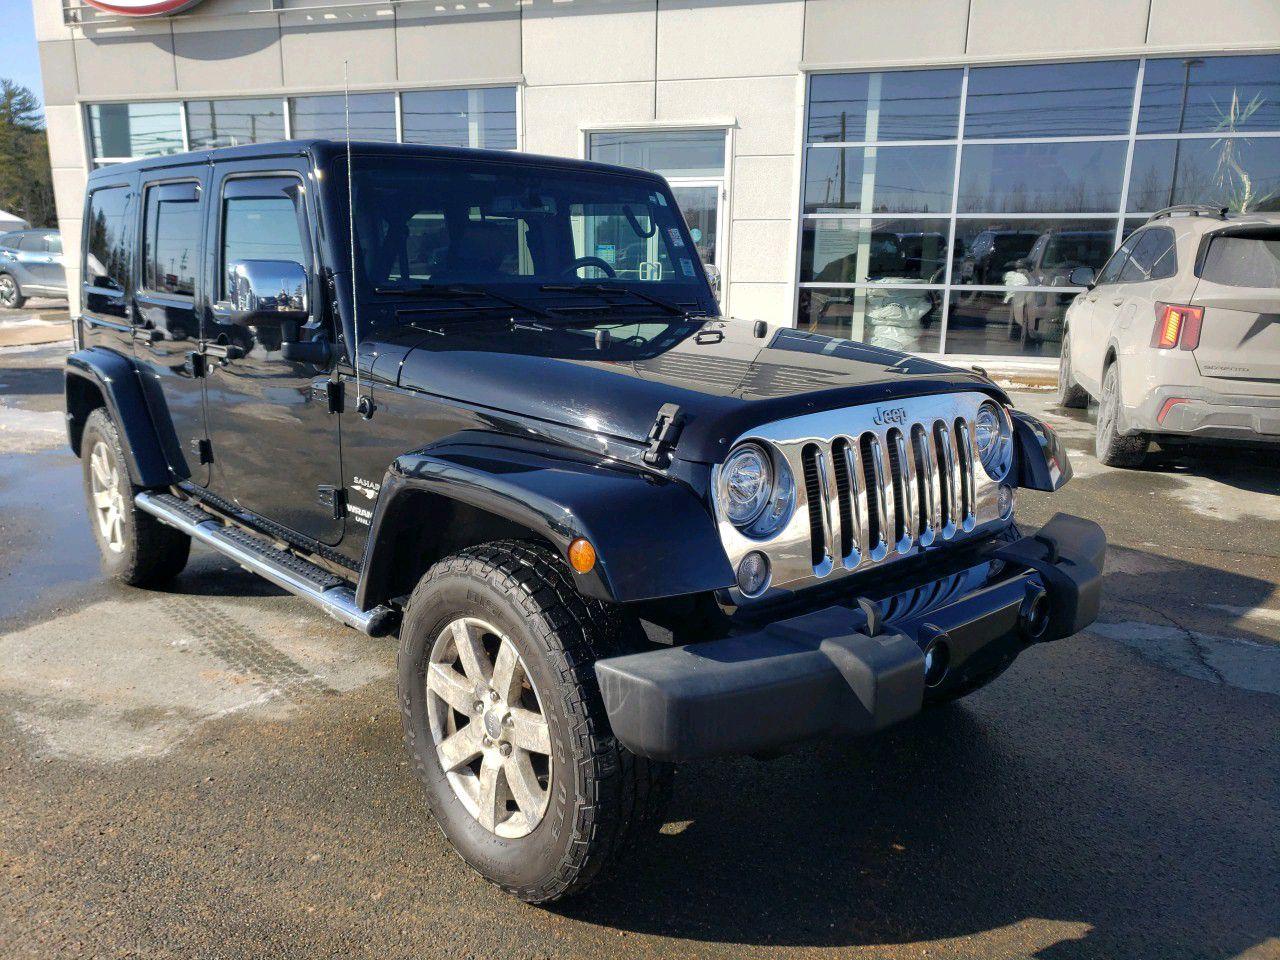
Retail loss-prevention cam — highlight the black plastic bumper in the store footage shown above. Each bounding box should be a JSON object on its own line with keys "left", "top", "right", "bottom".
{"left": 596, "top": 513, "right": 1105, "bottom": 762}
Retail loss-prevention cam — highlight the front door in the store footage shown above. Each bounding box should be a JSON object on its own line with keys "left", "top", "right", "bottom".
{"left": 201, "top": 166, "right": 344, "bottom": 545}
{"left": 134, "top": 171, "right": 210, "bottom": 486}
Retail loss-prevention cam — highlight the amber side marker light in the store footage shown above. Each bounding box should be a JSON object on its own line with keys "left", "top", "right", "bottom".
{"left": 568, "top": 538, "right": 597, "bottom": 574}
{"left": 1151, "top": 303, "right": 1204, "bottom": 350}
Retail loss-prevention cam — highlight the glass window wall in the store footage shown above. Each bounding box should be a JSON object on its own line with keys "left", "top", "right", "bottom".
{"left": 798, "top": 53, "right": 1280, "bottom": 358}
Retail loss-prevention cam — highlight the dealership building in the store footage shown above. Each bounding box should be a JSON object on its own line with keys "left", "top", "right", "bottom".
{"left": 33, "top": 0, "right": 1280, "bottom": 361}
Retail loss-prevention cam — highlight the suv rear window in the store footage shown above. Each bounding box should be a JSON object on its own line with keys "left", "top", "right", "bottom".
{"left": 1201, "top": 233, "right": 1280, "bottom": 288}
{"left": 85, "top": 186, "right": 131, "bottom": 291}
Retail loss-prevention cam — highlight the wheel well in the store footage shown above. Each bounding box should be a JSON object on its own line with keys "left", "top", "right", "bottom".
{"left": 65, "top": 374, "right": 106, "bottom": 457}
{"left": 1101, "top": 346, "right": 1117, "bottom": 379}
{"left": 371, "top": 490, "right": 554, "bottom": 605}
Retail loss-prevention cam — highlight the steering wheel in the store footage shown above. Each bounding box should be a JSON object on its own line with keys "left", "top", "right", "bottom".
{"left": 562, "top": 256, "right": 617, "bottom": 278}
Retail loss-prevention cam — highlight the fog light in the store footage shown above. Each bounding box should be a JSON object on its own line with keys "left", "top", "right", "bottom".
{"left": 736, "top": 551, "right": 770, "bottom": 597}
{"left": 998, "top": 483, "right": 1015, "bottom": 520}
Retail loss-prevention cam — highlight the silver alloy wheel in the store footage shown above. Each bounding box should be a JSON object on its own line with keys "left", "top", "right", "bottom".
{"left": 89, "top": 440, "right": 126, "bottom": 554}
{"left": 0, "top": 276, "right": 17, "bottom": 307}
{"left": 426, "top": 617, "right": 553, "bottom": 839}
{"left": 1098, "top": 367, "right": 1119, "bottom": 441}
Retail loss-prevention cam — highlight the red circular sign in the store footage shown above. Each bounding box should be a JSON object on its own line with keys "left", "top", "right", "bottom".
{"left": 84, "top": 0, "right": 205, "bottom": 15}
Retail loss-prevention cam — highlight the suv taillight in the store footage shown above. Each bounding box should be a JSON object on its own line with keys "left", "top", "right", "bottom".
{"left": 1151, "top": 302, "right": 1204, "bottom": 350}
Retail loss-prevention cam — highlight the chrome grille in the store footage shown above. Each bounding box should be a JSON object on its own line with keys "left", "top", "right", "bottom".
{"left": 715, "top": 392, "right": 1008, "bottom": 604}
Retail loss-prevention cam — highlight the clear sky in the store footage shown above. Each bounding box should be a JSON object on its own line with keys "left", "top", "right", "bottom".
{"left": 0, "top": 0, "right": 46, "bottom": 114}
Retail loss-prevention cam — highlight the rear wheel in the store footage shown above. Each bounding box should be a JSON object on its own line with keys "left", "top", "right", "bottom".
{"left": 1095, "top": 362, "right": 1149, "bottom": 468}
{"left": 1057, "top": 332, "right": 1089, "bottom": 408}
{"left": 0, "top": 274, "right": 25, "bottom": 310}
{"left": 398, "top": 540, "right": 672, "bottom": 903}
{"left": 80, "top": 408, "right": 191, "bottom": 586}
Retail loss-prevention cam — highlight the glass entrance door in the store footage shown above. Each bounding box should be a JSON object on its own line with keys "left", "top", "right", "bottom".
{"left": 669, "top": 183, "right": 720, "bottom": 266}
{"left": 588, "top": 129, "right": 728, "bottom": 273}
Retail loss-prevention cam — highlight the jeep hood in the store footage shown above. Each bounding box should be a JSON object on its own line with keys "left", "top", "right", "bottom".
{"left": 383, "top": 318, "right": 1005, "bottom": 463}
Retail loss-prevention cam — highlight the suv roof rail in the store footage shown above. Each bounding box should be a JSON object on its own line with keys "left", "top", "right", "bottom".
{"left": 1146, "top": 203, "right": 1230, "bottom": 223}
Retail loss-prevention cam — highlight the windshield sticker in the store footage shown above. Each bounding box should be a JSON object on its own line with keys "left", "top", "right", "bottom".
{"left": 653, "top": 192, "right": 667, "bottom": 207}
{"left": 596, "top": 243, "right": 617, "bottom": 265}
{"left": 690, "top": 227, "right": 703, "bottom": 243}
{"left": 680, "top": 258, "right": 695, "bottom": 277}
{"left": 667, "top": 227, "right": 685, "bottom": 248}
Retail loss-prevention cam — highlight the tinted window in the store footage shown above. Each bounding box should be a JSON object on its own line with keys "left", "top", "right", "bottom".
{"left": 18, "top": 234, "right": 43, "bottom": 251}
{"left": 84, "top": 186, "right": 132, "bottom": 291}
{"left": 1126, "top": 137, "right": 1280, "bottom": 213}
{"left": 1201, "top": 233, "right": 1280, "bottom": 288}
{"left": 401, "top": 87, "right": 517, "bottom": 150}
{"left": 88, "top": 102, "right": 182, "bottom": 160}
{"left": 221, "top": 179, "right": 307, "bottom": 298}
{"left": 144, "top": 185, "right": 201, "bottom": 297}
{"left": 1095, "top": 233, "right": 1139, "bottom": 285}
{"left": 186, "top": 98, "right": 286, "bottom": 149}
{"left": 807, "top": 69, "right": 962, "bottom": 142}
{"left": 952, "top": 219, "right": 1115, "bottom": 284}
{"left": 1119, "top": 228, "right": 1176, "bottom": 282}
{"left": 290, "top": 93, "right": 396, "bottom": 141}
{"left": 1139, "top": 55, "right": 1280, "bottom": 134}
{"left": 0, "top": 233, "right": 18, "bottom": 250}
{"left": 958, "top": 141, "right": 1127, "bottom": 213}
{"left": 803, "top": 145, "right": 954, "bottom": 214}
{"left": 964, "top": 60, "right": 1138, "bottom": 138}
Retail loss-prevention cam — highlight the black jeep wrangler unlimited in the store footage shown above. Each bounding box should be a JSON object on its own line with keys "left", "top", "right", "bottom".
{"left": 66, "top": 140, "right": 1103, "bottom": 903}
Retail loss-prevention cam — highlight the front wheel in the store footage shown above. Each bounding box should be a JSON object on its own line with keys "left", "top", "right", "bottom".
{"left": 1095, "top": 362, "right": 1149, "bottom": 468}
{"left": 398, "top": 541, "right": 672, "bottom": 903}
{"left": 0, "top": 274, "right": 25, "bottom": 310}
{"left": 1057, "top": 333, "right": 1089, "bottom": 408}
{"left": 80, "top": 408, "right": 191, "bottom": 586}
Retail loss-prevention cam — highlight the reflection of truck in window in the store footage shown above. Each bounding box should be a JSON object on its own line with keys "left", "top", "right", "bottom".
{"left": 1007, "top": 230, "right": 1115, "bottom": 344}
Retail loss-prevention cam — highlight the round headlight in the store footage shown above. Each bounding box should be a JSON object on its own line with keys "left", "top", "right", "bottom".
{"left": 719, "top": 442, "right": 795, "bottom": 538}
{"left": 975, "top": 401, "right": 1014, "bottom": 480}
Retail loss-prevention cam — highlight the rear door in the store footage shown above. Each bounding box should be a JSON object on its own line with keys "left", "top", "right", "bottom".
{"left": 81, "top": 180, "right": 138, "bottom": 357}
{"left": 134, "top": 168, "right": 212, "bottom": 486}
{"left": 1189, "top": 227, "right": 1280, "bottom": 390}
{"left": 1074, "top": 231, "right": 1139, "bottom": 389}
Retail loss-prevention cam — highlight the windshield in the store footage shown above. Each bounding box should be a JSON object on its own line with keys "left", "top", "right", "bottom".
{"left": 341, "top": 155, "right": 715, "bottom": 323}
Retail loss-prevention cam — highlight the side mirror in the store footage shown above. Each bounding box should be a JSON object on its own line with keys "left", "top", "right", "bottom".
{"left": 704, "top": 263, "right": 722, "bottom": 302}
{"left": 1068, "top": 266, "right": 1096, "bottom": 288}
{"left": 225, "top": 259, "right": 309, "bottom": 326}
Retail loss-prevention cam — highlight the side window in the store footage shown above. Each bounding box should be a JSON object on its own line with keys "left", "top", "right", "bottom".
{"left": 1095, "top": 233, "right": 1138, "bottom": 286}
{"left": 1120, "top": 227, "right": 1177, "bottom": 283}
{"left": 18, "top": 234, "right": 43, "bottom": 251}
{"left": 143, "top": 182, "right": 201, "bottom": 298}
{"left": 84, "top": 186, "right": 132, "bottom": 292}
{"left": 45, "top": 235, "right": 63, "bottom": 256}
{"left": 220, "top": 177, "right": 307, "bottom": 299}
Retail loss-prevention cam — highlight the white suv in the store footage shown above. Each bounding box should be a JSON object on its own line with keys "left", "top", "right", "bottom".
{"left": 1058, "top": 205, "right": 1280, "bottom": 467}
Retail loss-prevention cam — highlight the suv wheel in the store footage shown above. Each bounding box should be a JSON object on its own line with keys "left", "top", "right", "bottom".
{"left": 80, "top": 408, "right": 191, "bottom": 586}
{"left": 398, "top": 540, "right": 672, "bottom": 904}
{"left": 1095, "top": 363, "right": 1148, "bottom": 468}
{"left": 0, "top": 274, "right": 25, "bottom": 310}
{"left": 1056, "top": 333, "right": 1089, "bottom": 408}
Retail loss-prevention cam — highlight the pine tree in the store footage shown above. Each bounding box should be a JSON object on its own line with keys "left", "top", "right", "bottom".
{"left": 0, "top": 79, "right": 57, "bottom": 229}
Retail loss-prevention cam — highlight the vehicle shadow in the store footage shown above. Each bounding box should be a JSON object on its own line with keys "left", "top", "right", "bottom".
{"left": 554, "top": 546, "right": 1279, "bottom": 959}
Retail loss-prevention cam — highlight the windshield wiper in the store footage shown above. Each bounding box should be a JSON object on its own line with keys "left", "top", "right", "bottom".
{"left": 376, "top": 283, "right": 557, "bottom": 321}
{"left": 539, "top": 282, "right": 693, "bottom": 317}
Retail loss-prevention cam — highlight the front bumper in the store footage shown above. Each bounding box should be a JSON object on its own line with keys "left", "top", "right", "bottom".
{"left": 1134, "top": 385, "right": 1280, "bottom": 441}
{"left": 596, "top": 513, "right": 1105, "bottom": 762}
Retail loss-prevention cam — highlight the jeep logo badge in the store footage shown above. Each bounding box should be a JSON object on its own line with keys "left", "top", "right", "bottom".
{"left": 84, "top": 0, "right": 205, "bottom": 15}
{"left": 872, "top": 406, "right": 908, "bottom": 426}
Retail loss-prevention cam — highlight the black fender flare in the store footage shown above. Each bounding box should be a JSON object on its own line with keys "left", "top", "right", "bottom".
{"left": 1011, "top": 411, "right": 1073, "bottom": 492}
{"left": 65, "top": 348, "right": 172, "bottom": 488}
{"left": 356, "top": 435, "right": 734, "bottom": 607}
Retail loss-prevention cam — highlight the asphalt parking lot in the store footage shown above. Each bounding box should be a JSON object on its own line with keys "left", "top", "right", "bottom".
{"left": 1, "top": 342, "right": 1277, "bottom": 960}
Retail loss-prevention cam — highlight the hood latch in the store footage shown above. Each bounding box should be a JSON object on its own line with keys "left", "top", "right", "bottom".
{"left": 643, "top": 403, "right": 684, "bottom": 468}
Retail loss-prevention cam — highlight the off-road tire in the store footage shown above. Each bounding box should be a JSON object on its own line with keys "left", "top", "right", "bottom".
{"left": 80, "top": 408, "right": 191, "bottom": 586}
{"left": 0, "top": 273, "right": 25, "bottom": 310}
{"left": 398, "top": 540, "right": 673, "bottom": 904}
{"left": 1095, "top": 362, "right": 1149, "bottom": 468}
{"left": 1056, "top": 333, "right": 1089, "bottom": 408}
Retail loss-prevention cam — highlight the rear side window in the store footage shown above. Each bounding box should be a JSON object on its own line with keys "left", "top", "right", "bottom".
{"left": 143, "top": 182, "right": 201, "bottom": 298}
{"left": 1201, "top": 233, "right": 1280, "bottom": 288}
{"left": 46, "top": 235, "right": 62, "bottom": 255}
{"left": 1095, "top": 233, "right": 1138, "bottom": 285}
{"left": 84, "top": 186, "right": 132, "bottom": 291}
{"left": 1119, "top": 227, "right": 1177, "bottom": 283}
{"left": 18, "top": 234, "right": 44, "bottom": 251}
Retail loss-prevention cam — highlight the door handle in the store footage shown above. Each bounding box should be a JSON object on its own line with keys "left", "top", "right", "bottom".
{"left": 1111, "top": 297, "right": 1124, "bottom": 306}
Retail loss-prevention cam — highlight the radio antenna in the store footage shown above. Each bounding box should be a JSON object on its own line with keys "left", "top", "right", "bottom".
{"left": 344, "top": 60, "right": 374, "bottom": 419}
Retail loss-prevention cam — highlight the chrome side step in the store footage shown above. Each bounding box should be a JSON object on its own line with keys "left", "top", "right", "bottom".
{"left": 135, "top": 491, "right": 396, "bottom": 637}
